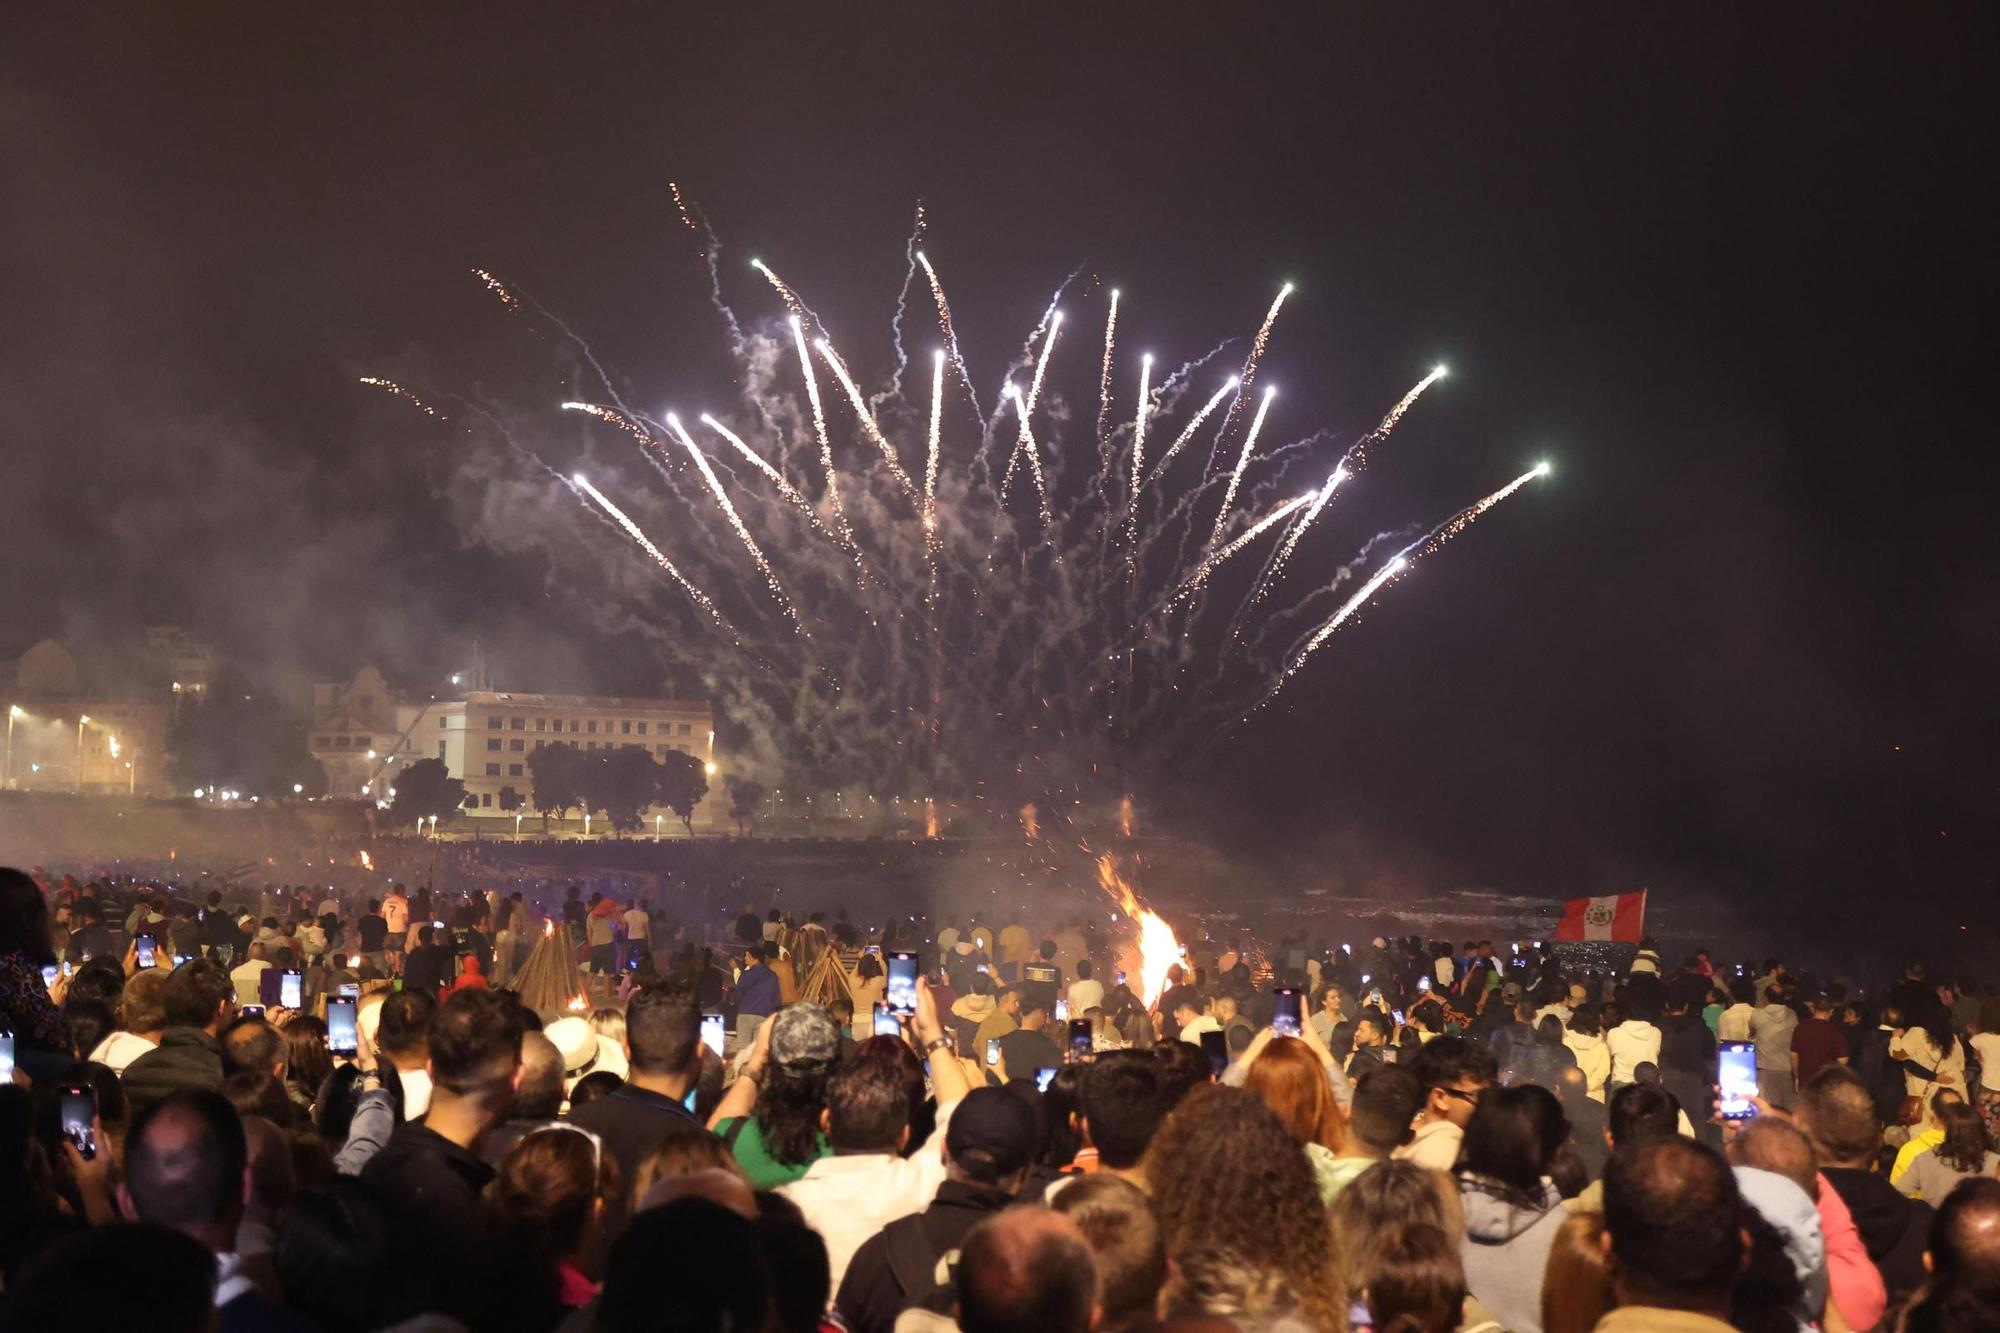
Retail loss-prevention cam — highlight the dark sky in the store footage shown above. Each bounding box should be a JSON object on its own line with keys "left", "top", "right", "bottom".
{"left": 4, "top": 5, "right": 1994, "bottom": 905}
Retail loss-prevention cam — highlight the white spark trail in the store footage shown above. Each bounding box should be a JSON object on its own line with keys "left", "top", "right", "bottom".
{"left": 1124, "top": 352, "right": 1153, "bottom": 566}
{"left": 915, "top": 250, "right": 980, "bottom": 416}
{"left": 1144, "top": 377, "right": 1237, "bottom": 486}
{"left": 1204, "top": 385, "right": 1277, "bottom": 554}
{"left": 999, "top": 313, "right": 1062, "bottom": 523}
{"left": 665, "top": 415, "right": 805, "bottom": 633}
{"left": 817, "top": 339, "right": 920, "bottom": 502}
{"left": 569, "top": 473, "right": 732, "bottom": 635}
{"left": 1096, "top": 289, "right": 1120, "bottom": 462}
{"left": 789, "top": 316, "right": 861, "bottom": 576}
{"left": 698, "top": 414, "right": 838, "bottom": 545}
{"left": 1165, "top": 492, "right": 1314, "bottom": 607}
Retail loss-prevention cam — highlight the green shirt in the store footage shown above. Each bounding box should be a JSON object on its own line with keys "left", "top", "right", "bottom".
{"left": 715, "top": 1115, "right": 829, "bottom": 1189}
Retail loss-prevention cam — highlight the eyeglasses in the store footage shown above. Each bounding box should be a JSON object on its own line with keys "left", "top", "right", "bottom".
{"left": 525, "top": 1121, "right": 603, "bottom": 1170}
{"left": 1438, "top": 1085, "right": 1486, "bottom": 1105}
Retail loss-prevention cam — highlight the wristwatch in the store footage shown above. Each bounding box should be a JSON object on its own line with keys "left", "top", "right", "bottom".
{"left": 922, "top": 1036, "right": 953, "bottom": 1056}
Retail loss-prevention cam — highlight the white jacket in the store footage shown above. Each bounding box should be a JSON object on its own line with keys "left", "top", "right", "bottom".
{"left": 1606, "top": 1020, "right": 1663, "bottom": 1086}
{"left": 1563, "top": 1030, "right": 1610, "bottom": 1101}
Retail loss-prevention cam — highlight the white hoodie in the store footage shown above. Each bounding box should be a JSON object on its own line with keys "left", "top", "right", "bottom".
{"left": 1563, "top": 1029, "right": 1610, "bottom": 1101}
{"left": 1606, "top": 1020, "right": 1663, "bottom": 1086}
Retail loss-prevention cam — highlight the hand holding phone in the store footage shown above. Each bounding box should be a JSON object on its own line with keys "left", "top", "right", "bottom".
{"left": 1718, "top": 1041, "right": 1759, "bottom": 1120}
{"left": 59, "top": 1084, "right": 98, "bottom": 1161}
{"left": 874, "top": 1003, "right": 902, "bottom": 1037}
{"left": 700, "top": 1013, "right": 727, "bottom": 1058}
{"left": 327, "top": 996, "right": 359, "bottom": 1056}
{"left": 135, "top": 934, "right": 157, "bottom": 970}
{"left": 1271, "top": 987, "right": 1302, "bottom": 1038}
{"left": 886, "top": 951, "right": 919, "bottom": 1016}
{"left": 280, "top": 969, "right": 303, "bottom": 1009}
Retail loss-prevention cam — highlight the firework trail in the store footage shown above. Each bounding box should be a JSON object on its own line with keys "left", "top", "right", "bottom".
{"left": 1124, "top": 352, "right": 1154, "bottom": 561}
{"left": 1204, "top": 385, "right": 1278, "bottom": 554}
{"left": 817, "top": 339, "right": 920, "bottom": 501}
{"left": 471, "top": 268, "right": 523, "bottom": 314}
{"left": 698, "top": 413, "right": 836, "bottom": 544}
{"left": 1164, "top": 492, "right": 1313, "bottom": 607}
{"left": 788, "top": 315, "right": 860, "bottom": 569}
{"left": 359, "top": 377, "right": 448, "bottom": 419}
{"left": 751, "top": 258, "right": 811, "bottom": 324}
{"left": 664, "top": 416, "right": 805, "bottom": 633}
{"left": 924, "top": 350, "right": 946, "bottom": 563}
{"left": 1145, "top": 377, "right": 1238, "bottom": 486}
{"left": 561, "top": 401, "right": 668, "bottom": 456}
{"left": 1254, "top": 464, "right": 1547, "bottom": 712}
{"left": 1096, "top": 288, "right": 1120, "bottom": 463}
{"left": 1348, "top": 365, "right": 1448, "bottom": 471}
{"left": 999, "top": 313, "right": 1062, "bottom": 526}
{"left": 569, "top": 473, "right": 732, "bottom": 634}
{"left": 1204, "top": 282, "right": 1292, "bottom": 478}
{"left": 916, "top": 250, "right": 980, "bottom": 417}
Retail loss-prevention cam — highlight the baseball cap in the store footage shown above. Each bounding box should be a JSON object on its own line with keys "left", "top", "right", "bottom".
{"left": 768, "top": 1004, "right": 841, "bottom": 1071}
{"left": 1501, "top": 981, "right": 1525, "bottom": 1005}
{"left": 946, "top": 1087, "right": 1038, "bottom": 1182}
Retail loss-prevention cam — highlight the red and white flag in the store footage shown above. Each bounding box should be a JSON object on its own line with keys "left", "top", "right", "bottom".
{"left": 1555, "top": 890, "right": 1647, "bottom": 942}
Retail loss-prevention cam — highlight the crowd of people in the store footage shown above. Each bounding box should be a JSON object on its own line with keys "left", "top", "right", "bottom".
{"left": 4, "top": 860, "right": 2000, "bottom": 1333}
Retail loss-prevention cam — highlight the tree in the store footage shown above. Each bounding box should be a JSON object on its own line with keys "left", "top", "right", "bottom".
{"left": 584, "top": 746, "right": 660, "bottom": 834}
{"left": 167, "top": 680, "right": 326, "bottom": 799}
{"left": 389, "top": 757, "right": 465, "bottom": 826}
{"left": 727, "top": 778, "right": 766, "bottom": 837}
{"left": 655, "top": 748, "right": 709, "bottom": 836}
{"left": 497, "top": 786, "right": 524, "bottom": 813}
{"left": 527, "top": 742, "right": 585, "bottom": 831}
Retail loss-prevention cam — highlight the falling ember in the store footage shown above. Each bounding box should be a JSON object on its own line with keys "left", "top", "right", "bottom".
{"left": 1095, "top": 854, "right": 1182, "bottom": 1007}
{"left": 700, "top": 414, "right": 838, "bottom": 545}
{"left": 471, "top": 268, "right": 523, "bottom": 313}
{"left": 1117, "top": 795, "right": 1134, "bottom": 838}
{"left": 562, "top": 401, "right": 664, "bottom": 453}
{"left": 1020, "top": 802, "right": 1040, "bottom": 841}
{"left": 751, "top": 258, "right": 808, "bottom": 322}
{"left": 915, "top": 251, "right": 977, "bottom": 410}
{"left": 789, "top": 317, "right": 861, "bottom": 571}
{"left": 571, "top": 472, "right": 737, "bottom": 638}
{"left": 1000, "top": 313, "right": 1062, "bottom": 518}
{"left": 924, "top": 798, "right": 939, "bottom": 840}
{"left": 358, "top": 850, "right": 372, "bottom": 871}
{"left": 358, "top": 377, "right": 448, "bottom": 419}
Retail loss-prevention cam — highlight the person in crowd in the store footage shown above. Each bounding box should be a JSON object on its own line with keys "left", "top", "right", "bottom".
{"left": 1797, "top": 1065, "right": 1934, "bottom": 1303}
{"left": 360, "top": 987, "right": 531, "bottom": 1327}
{"left": 1452, "top": 1083, "right": 1569, "bottom": 1333}
{"left": 1068, "top": 1051, "right": 1173, "bottom": 1191}
{"left": 483, "top": 1029, "right": 568, "bottom": 1165}
{"left": 1563, "top": 1005, "right": 1611, "bottom": 1102}
{"left": 735, "top": 940, "right": 783, "bottom": 1048}
{"left": 1066, "top": 958, "right": 1104, "bottom": 1016}
{"left": 567, "top": 981, "right": 708, "bottom": 1183}
{"left": 488, "top": 1122, "right": 622, "bottom": 1312}
{"left": 1048, "top": 1174, "right": 1167, "bottom": 1332}
{"left": 1242, "top": 1032, "right": 1350, "bottom": 1201}
{"left": 708, "top": 1002, "right": 840, "bottom": 1187}
{"left": 948, "top": 1205, "right": 1098, "bottom": 1333}
{"left": 1396, "top": 1035, "right": 1498, "bottom": 1171}
{"left": 1750, "top": 979, "right": 1802, "bottom": 1110}
{"left": 1892, "top": 1087, "right": 1968, "bottom": 1184}
{"left": 123, "top": 958, "right": 235, "bottom": 1113}
{"left": 778, "top": 979, "right": 970, "bottom": 1288}
{"left": 1324, "top": 1066, "right": 1424, "bottom": 1195}
{"left": 272, "top": 1178, "right": 397, "bottom": 1331}
{"left": 118, "top": 1089, "right": 304, "bottom": 1330}
{"left": 0, "top": 868, "right": 67, "bottom": 1059}
{"left": 1332, "top": 1159, "right": 1489, "bottom": 1333}
{"left": 368, "top": 988, "right": 436, "bottom": 1120}
{"left": 1145, "top": 1083, "right": 1345, "bottom": 1328}
{"left": 1791, "top": 992, "right": 1850, "bottom": 1087}
{"left": 277, "top": 1014, "right": 331, "bottom": 1117}
{"left": 1725, "top": 1114, "right": 1883, "bottom": 1331}
{"left": 87, "top": 965, "right": 167, "bottom": 1073}
{"left": 1896, "top": 1096, "right": 1998, "bottom": 1202}
{"left": 0, "top": 1222, "right": 219, "bottom": 1333}
{"left": 1567, "top": 1081, "right": 1681, "bottom": 1213}
{"left": 1596, "top": 1137, "right": 1744, "bottom": 1333}
{"left": 1605, "top": 993, "right": 1663, "bottom": 1092}
{"left": 1892, "top": 999, "right": 1966, "bottom": 1129}
{"left": 837, "top": 1086, "right": 1040, "bottom": 1332}
{"left": 229, "top": 941, "right": 273, "bottom": 1008}
{"left": 1540, "top": 1211, "right": 1613, "bottom": 1333}
{"left": 995, "top": 984, "right": 1062, "bottom": 1083}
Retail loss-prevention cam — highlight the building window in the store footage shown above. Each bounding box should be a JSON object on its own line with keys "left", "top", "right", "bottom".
{"left": 481, "top": 792, "right": 493, "bottom": 807}
{"left": 679, "top": 723, "right": 693, "bottom": 736}
{"left": 488, "top": 716, "right": 501, "bottom": 729}
{"left": 485, "top": 763, "right": 500, "bottom": 776}
{"left": 568, "top": 720, "right": 579, "bottom": 732}
{"left": 637, "top": 722, "right": 647, "bottom": 735}
{"left": 316, "top": 736, "right": 331, "bottom": 747}
{"left": 438, "top": 742, "right": 446, "bottom": 760}
{"left": 535, "top": 718, "right": 547, "bottom": 731}
{"left": 508, "top": 764, "right": 523, "bottom": 777}
{"left": 510, "top": 717, "right": 524, "bottom": 730}
{"left": 509, "top": 739, "right": 524, "bottom": 752}
{"left": 586, "top": 720, "right": 597, "bottom": 734}
{"left": 656, "top": 744, "right": 669, "bottom": 756}
{"left": 487, "top": 738, "right": 501, "bottom": 752}
{"left": 621, "top": 720, "right": 632, "bottom": 735}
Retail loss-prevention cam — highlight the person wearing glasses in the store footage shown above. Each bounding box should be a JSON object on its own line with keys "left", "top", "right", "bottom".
{"left": 1393, "top": 1035, "right": 1499, "bottom": 1172}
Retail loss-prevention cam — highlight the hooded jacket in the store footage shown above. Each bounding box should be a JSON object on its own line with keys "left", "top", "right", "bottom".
{"left": 1457, "top": 1175, "right": 1567, "bottom": 1333}
{"left": 1563, "top": 1028, "right": 1610, "bottom": 1101}
{"left": 1822, "top": 1166, "right": 1932, "bottom": 1302}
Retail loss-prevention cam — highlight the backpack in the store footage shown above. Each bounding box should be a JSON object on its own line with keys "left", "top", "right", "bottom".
{"left": 882, "top": 1212, "right": 952, "bottom": 1304}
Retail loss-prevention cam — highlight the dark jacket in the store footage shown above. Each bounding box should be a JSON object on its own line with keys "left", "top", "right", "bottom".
{"left": 122, "top": 1028, "right": 224, "bottom": 1113}
{"left": 1658, "top": 1012, "right": 1718, "bottom": 1124}
{"left": 1822, "top": 1166, "right": 1932, "bottom": 1302}
{"left": 836, "top": 1180, "right": 1016, "bottom": 1333}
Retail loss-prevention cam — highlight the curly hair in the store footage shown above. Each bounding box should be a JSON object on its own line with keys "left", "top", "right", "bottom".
{"left": 753, "top": 1058, "right": 834, "bottom": 1168}
{"left": 1244, "top": 1036, "right": 1346, "bottom": 1153}
{"left": 1143, "top": 1083, "right": 1345, "bottom": 1331}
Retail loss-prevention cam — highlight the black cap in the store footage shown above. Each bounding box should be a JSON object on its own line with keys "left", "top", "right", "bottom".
{"left": 945, "top": 1087, "right": 1039, "bottom": 1182}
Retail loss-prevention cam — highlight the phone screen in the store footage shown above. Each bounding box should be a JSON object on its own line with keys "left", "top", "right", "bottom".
{"left": 1054, "top": 998, "right": 1070, "bottom": 1022}
{"left": 327, "top": 997, "right": 358, "bottom": 1056}
{"left": 1719, "top": 1041, "right": 1759, "bottom": 1119}
{"left": 1068, "top": 1018, "right": 1092, "bottom": 1061}
{"left": 1418, "top": 976, "right": 1432, "bottom": 992}
{"left": 41, "top": 964, "right": 59, "bottom": 990}
{"left": 886, "top": 951, "right": 919, "bottom": 1015}
{"left": 338, "top": 982, "right": 361, "bottom": 1000}
{"left": 1035, "top": 1067, "right": 1059, "bottom": 1093}
{"left": 260, "top": 967, "right": 284, "bottom": 1008}
{"left": 241, "top": 1005, "right": 267, "bottom": 1020}
{"left": 0, "top": 1030, "right": 14, "bottom": 1080}
{"left": 986, "top": 1037, "right": 1001, "bottom": 1066}
{"left": 59, "top": 1085, "right": 97, "bottom": 1161}
{"left": 135, "top": 934, "right": 157, "bottom": 969}
{"left": 1392, "top": 1009, "right": 1406, "bottom": 1027}
{"left": 700, "top": 1013, "right": 726, "bottom": 1058}
{"left": 1199, "top": 1029, "right": 1228, "bottom": 1078}
{"left": 1271, "top": 987, "right": 1302, "bottom": 1038}
{"left": 873, "top": 1003, "right": 902, "bottom": 1037}
{"left": 281, "top": 970, "right": 303, "bottom": 1009}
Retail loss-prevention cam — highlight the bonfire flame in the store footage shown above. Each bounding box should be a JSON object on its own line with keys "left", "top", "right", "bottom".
{"left": 1020, "top": 802, "right": 1040, "bottom": 841}
{"left": 1095, "top": 853, "right": 1181, "bottom": 1008}
{"left": 924, "top": 798, "right": 938, "bottom": 840}
{"left": 567, "top": 994, "right": 588, "bottom": 1013}
{"left": 544, "top": 919, "right": 555, "bottom": 937}
{"left": 1117, "top": 795, "right": 1134, "bottom": 839}
{"left": 358, "top": 850, "right": 372, "bottom": 871}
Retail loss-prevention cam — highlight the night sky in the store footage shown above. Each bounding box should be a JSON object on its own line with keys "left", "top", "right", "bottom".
{"left": 5, "top": 6, "right": 1994, "bottom": 907}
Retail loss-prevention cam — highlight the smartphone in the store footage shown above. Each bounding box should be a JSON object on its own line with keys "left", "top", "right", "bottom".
{"left": 338, "top": 982, "right": 361, "bottom": 1000}
{"left": 61, "top": 961, "right": 73, "bottom": 979}
{"left": 260, "top": 967, "right": 284, "bottom": 1007}
{"left": 281, "top": 969, "right": 303, "bottom": 1009}
{"left": 886, "top": 951, "right": 919, "bottom": 1015}
{"left": 1035, "top": 1067, "right": 1059, "bottom": 1093}
{"left": 1271, "top": 987, "right": 1302, "bottom": 1038}
{"left": 41, "top": 964, "right": 59, "bottom": 990}
{"left": 872, "top": 1002, "right": 902, "bottom": 1037}
{"left": 0, "top": 1029, "right": 14, "bottom": 1080}
{"left": 986, "top": 1037, "right": 1001, "bottom": 1067}
{"left": 1068, "top": 1018, "right": 1092, "bottom": 1062}
{"left": 1024, "top": 964, "right": 1057, "bottom": 985}
{"left": 327, "top": 996, "right": 358, "bottom": 1056}
{"left": 1116, "top": 970, "right": 1126, "bottom": 987}
{"left": 1418, "top": 976, "right": 1432, "bottom": 992}
{"left": 864, "top": 945, "right": 881, "bottom": 956}
{"left": 1719, "top": 1040, "right": 1759, "bottom": 1120}
{"left": 135, "top": 934, "right": 157, "bottom": 969}
{"left": 700, "top": 1013, "right": 726, "bottom": 1058}
{"left": 976, "top": 963, "right": 989, "bottom": 975}
{"left": 59, "top": 1084, "right": 97, "bottom": 1161}
{"left": 241, "top": 1004, "right": 267, "bottom": 1020}
{"left": 174, "top": 953, "right": 191, "bottom": 967}
{"left": 1199, "top": 1029, "right": 1229, "bottom": 1078}
{"left": 1392, "top": 1009, "right": 1406, "bottom": 1027}
{"left": 1054, "top": 998, "right": 1070, "bottom": 1023}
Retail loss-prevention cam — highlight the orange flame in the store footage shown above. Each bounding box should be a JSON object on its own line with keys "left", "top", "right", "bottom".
{"left": 1094, "top": 853, "right": 1181, "bottom": 1007}
{"left": 924, "top": 798, "right": 938, "bottom": 839}
{"left": 544, "top": 919, "right": 555, "bottom": 937}
{"left": 358, "top": 850, "right": 373, "bottom": 871}
{"left": 1020, "top": 802, "right": 1040, "bottom": 841}
{"left": 567, "top": 993, "right": 588, "bottom": 1012}
{"left": 1117, "top": 795, "right": 1134, "bottom": 838}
